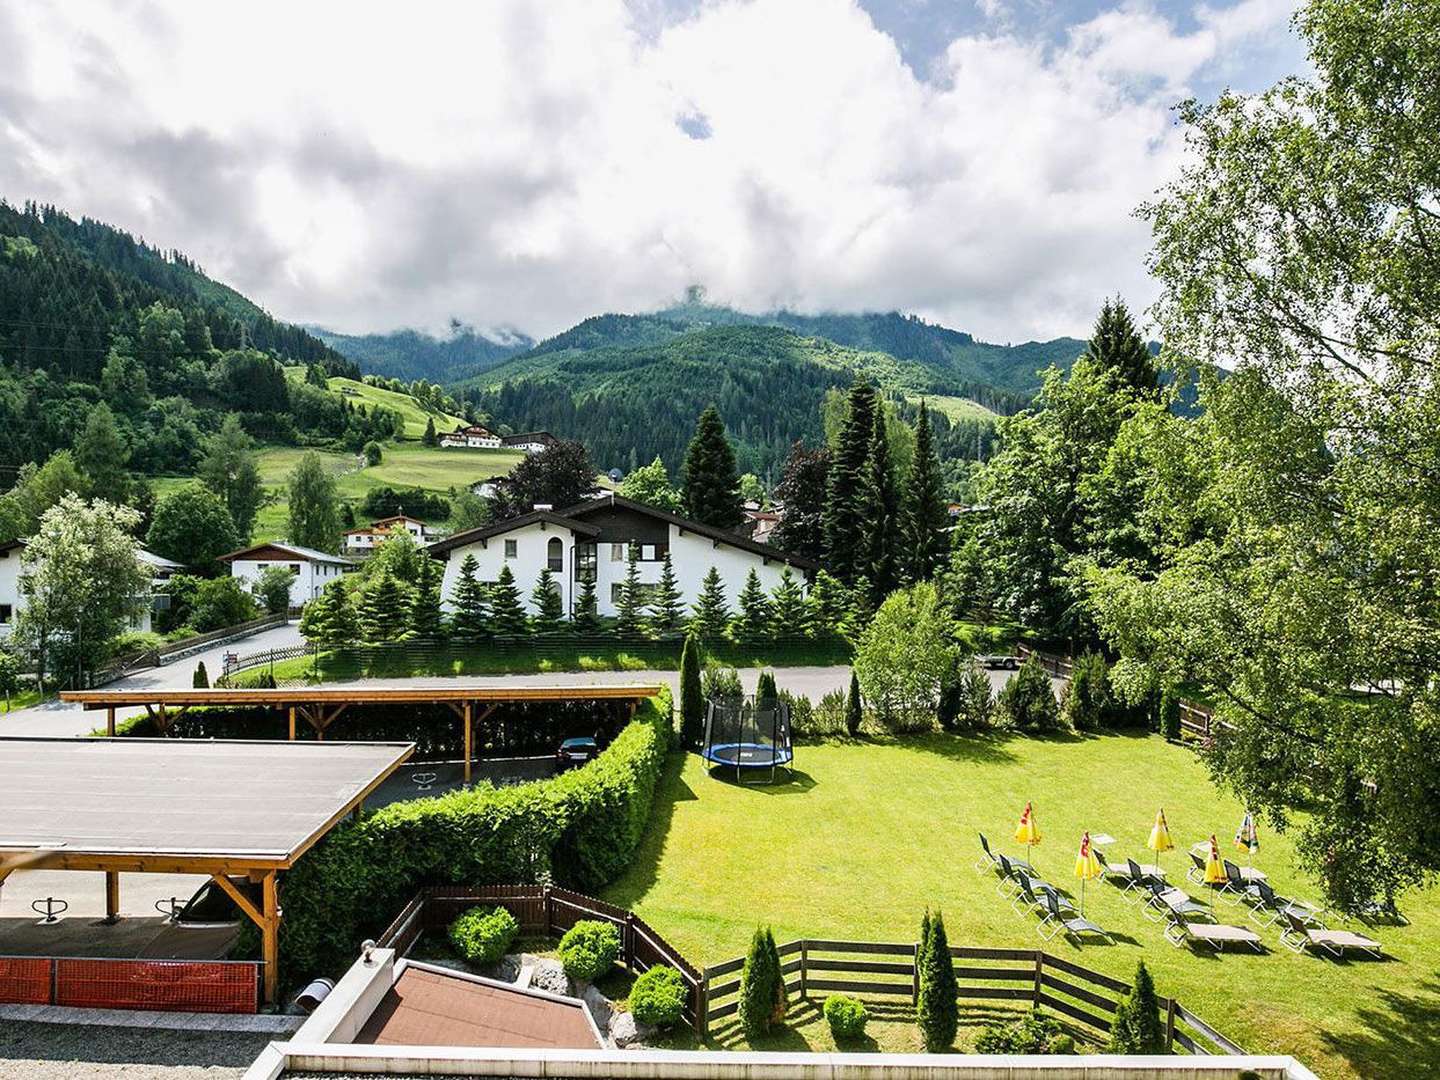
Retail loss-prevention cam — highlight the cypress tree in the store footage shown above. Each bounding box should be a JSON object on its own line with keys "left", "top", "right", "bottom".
{"left": 738, "top": 926, "right": 777, "bottom": 1040}
{"left": 572, "top": 576, "right": 601, "bottom": 635}
{"left": 407, "top": 555, "right": 446, "bottom": 640}
{"left": 648, "top": 553, "right": 684, "bottom": 636}
{"left": 681, "top": 406, "right": 743, "bottom": 529}
{"left": 530, "top": 567, "right": 565, "bottom": 636}
{"left": 1108, "top": 960, "right": 1164, "bottom": 1054}
{"left": 679, "top": 633, "right": 704, "bottom": 748}
{"left": 767, "top": 569, "right": 810, "bottom": 640}
{"left": 916, "top": 908, "right": 958, "bottom": 1052}
{"left": 822, "top": 381, "right": 877, "bottom": 582}
{"left": 855, "top": 404, "right": 896, "bottom": 599}
{"left": 192, "top": 660, "right": 209, "bottom": 688}
{"left": 689, "top": 566, "right": 730, "bottom": 641}
{"left": 901, "top": 402, "right": 948, "bottom": 583}
{"left": 756, "top": 670, "right": 778, "bottom": 704}
{"left": 1085, "top": 296, "right": 1157, "bottom": 391}
{"left": 422, "top": 416, "right": 438, "bottom": 446}
{"left": 733, "top": 569, "right": 773, "bottom": 645}
{"left": 615, "top": 542, "right": 646, "bottom": 639}
{"left": 489, "top": 564, "right": 528, "bottom": 637}
{"left": 845, "top": 670, "right": 863, "bottom": 736}
{"left": 450, "top": 554, "right": 490, "bottom": 643}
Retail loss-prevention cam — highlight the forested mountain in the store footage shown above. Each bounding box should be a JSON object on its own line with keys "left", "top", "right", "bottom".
{"left": 0, "top": 200, "right": 395, "bottom": 479}
{"left": 310, "top": 322, "right": 533, "bottom": 383}
{"left": 456, "top": 324, "right": 996, "bottom": 477}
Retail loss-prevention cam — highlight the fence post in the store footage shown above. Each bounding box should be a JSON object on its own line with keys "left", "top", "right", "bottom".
{"left": 799, "top": 940, "right": 808, "bottom": 1001}
{"left": 1033, "top": 950, "right": 1044, "bottom": 1006}
{"left": 911, "top": 940, "right": 920, "bottom": 1004}
{"left": 1165, "top": 998, "right": 1177, "bottom": 1051}
{"left": 698, "top": 968, "right": 709, "bottom": 1040}
{"left": 543, "top": 884, "right": 552, "bottom": 937}
{"left": 624, "top": 912, "right": 635, "bottom": 969}
{"left": 49, "top": 957, "right": 58, "bottom": 1005}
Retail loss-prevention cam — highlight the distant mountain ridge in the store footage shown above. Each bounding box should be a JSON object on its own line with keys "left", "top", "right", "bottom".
{"left": 309, "top": 323, "right": 533, "bottom": 383}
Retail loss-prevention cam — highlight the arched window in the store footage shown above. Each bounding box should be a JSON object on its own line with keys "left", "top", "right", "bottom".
{"left": 547, "top": 536, "right": 564, "bottom": 573}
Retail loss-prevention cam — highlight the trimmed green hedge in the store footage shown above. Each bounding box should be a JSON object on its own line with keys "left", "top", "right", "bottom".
{"left": 629, "top": 965, "right": 687, "bottom": 1028}
{"left": 276, "top": 688, "right": 672, "bottom": 987}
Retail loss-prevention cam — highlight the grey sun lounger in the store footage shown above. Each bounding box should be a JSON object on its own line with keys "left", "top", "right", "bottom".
{"left": 977, "top": 832, "right": 1033, "bottom": 877}
{"left": 1165, "top": 915, "right": 1263, "bottom": 953}
{"left": 1143, "top": 883, "right": 1213, "bottom": 924}
{"left": 1041, "top": 891, "right": 1113, "bottom": 945}
{"left": 1280, "top": 911, "right": 1383, "bottom": 959}
{"left": 1012, "top": 873, "right": 1075, "bottom": 918}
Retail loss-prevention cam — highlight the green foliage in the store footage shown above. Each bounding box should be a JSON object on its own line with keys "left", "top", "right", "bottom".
{"left": 299, "top": 579, "right": 357, "bottom": 651}
{"left": 407, "top": 555, "right": 446, "bottom": 640}
{"left": 619, "top": 456, "right": 683, "bottom": 513}
{"left": 647, "top": 554, "right": 684, "bottom": 636}
{"left": 1108, "top": 961, "right": 1165, "bottom": 1055}
{"left": 845, "top": 671, "right": 863, "bottom": 736}
{"left": 738, "top": 926, "right": 787, "bottom": 1039}
{"left": 188, "top": 576, "right": 259, "bottom": 633}
{"left": 146, "top": 484, "right": 241, "bottom": 570}
{"left": 277, "top": 691, "right": 671, "bottom": 987}
{"left": 954, "top": 659, "right": 994, "bottom": 730}
{"left": 805, "top": 570, "right": 850, "bottom": 636}
{"left": 823, "top": 994, "right": 868, "bottom": 1041}
{"left": 530, "top": 567, "right": 566, "bottom": 636}
{"left": 853, "top": 583, "right": 957, "bottom": 731}
{"left": 997, "top": 654, "right": 1060, "bottom": 731}
{"left": 447, "top": 905, "right": 519, "bottom": 966}
{"left": 359, "top": 569, "right": 409, "bottom": 643}
{"left": 0, "top": 451, "right": 87, "bottom": 545}
{"left": 771, "top": 441, "right": 829, "bottom": 562}
{"left": 192, "top": 661, "right": 209, "bottom": 689}
{"left": 855, "top": 402, "right": 898, "bottom": 598}
{"left": 449, "top": 554, "right": 490, "bottom": 643}
{"left": 755, "top": 670, "right": 778, "bottom": 704}
{"left": 362, "top": 441, "right": 383, "bottom": 467}
{"left": 1084, "top": 296, "right": 1157, "bottom": 391}
{"left": 557, "top": 919, "right": 621, "bottom": 982}
{"left": 422, "top": 416, "right": 438, "bottom": 447}
{"left": 615, "top": 543, "right": 646, "bottom": 640}
{"left": 901, "top": 401, "right": 949, "bottom": 583}
{"left": 287, "top": 451, "right": 342, "bottom": 553}
{"left": 73, "top": 403, "right": 131, "bottom": 505}
{"left": 682, "top": 405, "right": 743, "bottom": 529}
{"left": 767, "top": 569, "right": 810, "bottom": 639}
{"left": 733, "top": 569, "right": 772, "bottom": 645}
{"left": 688, "top": 567, "right": 730, "bottom": 641}
{"left": 824, "top": 381, "right": 878, "bottom": 584}
{"left": 0, "top": 648, "right": 21, "bottom": 709}
{"left": 1160, "top": 688, "right": 1182, "bottom": 742}
{"left": 361, "top": 486, "right": 452, "bottom": 522}
{"left": 572, "top": 577, "right": 601, "bottom": 635}
{"left": 488, "top": 564, "right": 528, "bottom": 637}
{"left": 489, "top": 441, "right": 596, "bottom": 520}
{"left": 916, "top": 908, "right": 958, "bottom": 1051}
{"left": 628, "top": 965, "right": 687, "bottom": 1028}
{"left": 1064, "top": 651, "right": 1109, "bottom": 733}
{"left": 701, "top": 665, "right": 744, "bottom": 704}
{"left": 679, "top": 635, "right": 704, "bottom": 749}
{"left": 252, "top": 565, "right": 296, "bottom": 615}
{"left": 975, "top": 1011, "right": 1066, "bottom": 1054}
{"left": 198, "top": 415, "right": 265, "bottom": 541}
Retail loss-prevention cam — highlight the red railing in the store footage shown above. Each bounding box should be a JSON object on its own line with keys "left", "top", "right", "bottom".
{"left": 0, "top": 955, "right": 259, "bottom": 1014}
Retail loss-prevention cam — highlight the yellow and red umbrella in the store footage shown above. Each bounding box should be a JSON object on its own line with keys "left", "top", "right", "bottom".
{"left": 1234, "top": 812, "right": 1259, "bottom": 865}
{"left": 1074, "top": 831, "right": 1103, "bottom": 914}
{"left": 1015, "top": 801, "right": 1041, "bottom": 867}
{"left": 1203, "top": 834, "right": 1228, "bottom": 886}
{"left": 1148, "top": 809, "right": 1175, "bottom": 873}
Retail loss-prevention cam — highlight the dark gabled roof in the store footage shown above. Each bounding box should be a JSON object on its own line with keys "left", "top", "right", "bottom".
{"left": 556, "top": 493, "right": 819, "bottom": 572}
{"left": 216, "top": 541, "right": 355, "bottom": 566}
{"left": 426, "top": 510, "right": 601, "bottom": 555}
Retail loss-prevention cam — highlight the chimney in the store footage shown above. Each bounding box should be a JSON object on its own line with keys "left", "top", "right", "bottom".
{"left": 535, "top": 503, "right": 553, "bottom": 511}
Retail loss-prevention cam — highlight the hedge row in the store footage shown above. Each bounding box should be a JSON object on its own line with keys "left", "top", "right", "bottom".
{"left": 275, "top": 688, "right": 672, "bottom": 986}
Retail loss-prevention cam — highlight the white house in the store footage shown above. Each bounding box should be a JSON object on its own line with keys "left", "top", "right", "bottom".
{"left": 439, "top": 425, "right": 502, "bottom": 449}
{"left": 500, "top": 431, "right": 558, "bottom": 454}
{"left": 427, "top": 493, "right": 816, "bottom": 618}
{"left": 0, "top": 539, "right": 185, "bottom": 637}
{"left": 218, "top": 541, "right": 355, "bottom": 608}
{"left": 342, "top": 515, "right": 436, "bottom": 557}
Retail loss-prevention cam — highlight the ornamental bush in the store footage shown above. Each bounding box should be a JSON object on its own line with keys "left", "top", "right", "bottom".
{"left": 628, "top": 965, "right": 687, "bottom": 1028}
{"left": 997, "top": 654, "right": 1060, "bottom": 730}
{"left": 557, "top": 919, "right": 621, "bottom": 982}
{"left": 447, "top": 905, "right": 518, "bottom": 966}
{"left": 1160, "top": 689, "right": 1182, "bottom": 741}
{"left": 823, "top": 994, "right": 868, "bottom": 1041}
{"left": 975, "top": 1010, "right": 1065, "bottom": 1053}
{"left": 1108, "top": 960, "right": 1164, "bottom": 1054}
{"left": 679, "top": 635, "right": 704, "bottom": 749}
{"left": 853, "top": 583, "right": 958, "bottom": 732}
{"left": 738, "top": 925, "right": 787, "bottom": 1039}
{"left": 1064, "top": 651, "right": 1108, "bottom": 732}
{"left": 915, "top": 908, "right": 958, "bottom": 1051}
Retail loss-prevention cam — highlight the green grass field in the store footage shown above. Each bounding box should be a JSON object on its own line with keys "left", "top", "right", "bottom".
{"left": 603, "top": 733, "right": 1438, "bottom": 1075}
{"left": 922, "top": 395, "right": 999, "bottom": 424}
{"left": 325, "top": 376, "right": 467, "bottom": 440}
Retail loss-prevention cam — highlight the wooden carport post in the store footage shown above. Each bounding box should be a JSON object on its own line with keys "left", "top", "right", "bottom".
{"left": 103, "top": 871, "right": 120, "bottom": 923}
{"left": 210, "top": 871, "right": 281, "bottom": 1006}
{"left": 463, "top": 701, "right": 473, "bottom": 786}
{"left": 288, "top": 706, "right": 296, "bottom": 741}
{"left": 106, "top": 707, "right": 116, "bottom": 737}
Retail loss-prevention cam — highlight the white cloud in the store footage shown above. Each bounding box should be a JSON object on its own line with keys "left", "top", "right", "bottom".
{"left": 0, "top": 0, "right": 1300, "bottom": 343}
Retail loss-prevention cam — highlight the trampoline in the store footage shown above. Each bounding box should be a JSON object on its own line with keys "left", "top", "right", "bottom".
{"left": 701, "top": 696, "right": 793, "bottom": 783}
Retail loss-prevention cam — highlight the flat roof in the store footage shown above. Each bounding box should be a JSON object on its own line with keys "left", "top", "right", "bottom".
{"left": 0, "top": 737, "right": 413, "bottom": 874}
{"left": 60, "top": 684, "right": 663, "bottom": 710}
{"left": 356, "top": 965, "right": 601, "bottom": 1050}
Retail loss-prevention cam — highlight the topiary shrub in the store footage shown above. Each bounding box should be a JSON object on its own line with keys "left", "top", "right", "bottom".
{"left": 557, "top": 919, "right": 621, "bottom": 982}
{"left": 679, "top": 635, "right": 704, "bottom": 749}
{"left": 738, "top": 925, "right": 787, "bottom": 1039}
{"left": 447, "top": 905, "right": 518, "bottom": 966}
{"left": 628, "top": 964, "right": 687, "bottom": 1028}
{"left": 823, "top": 994, "right": 868, "bottom": 1041}
{"left": 916, "top": 908, "right": 957, "bottom": 1051}
{"left": 997, "top": 654, "right": 1060, "bottom": 730}
{"left": 845, "top": 671, "right": 863, "bottom": 736}
{"left": 193, "top": 661, "right": 209, "bottom": 688}
{"left": 1160, "top": 689, "right": 1182, "bottom": 741}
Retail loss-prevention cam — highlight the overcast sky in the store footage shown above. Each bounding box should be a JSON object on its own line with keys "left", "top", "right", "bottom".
{"left": 0, "top": 0, "right": 1304, "bottom": 344}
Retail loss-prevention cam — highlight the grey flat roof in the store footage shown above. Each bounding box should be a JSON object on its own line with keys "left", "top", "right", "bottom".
{"left": 0, "top": 737, "right": 413, "bottom": 871}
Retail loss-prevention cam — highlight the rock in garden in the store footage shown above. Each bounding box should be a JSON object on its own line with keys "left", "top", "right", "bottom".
{"left": 581, "top": 983, "right": 613, "bottom": 1032}
{"left": 527, "top": 957, "right": 572, "bottom": 996}
{"left": 608, "top": 1010, "right": 656, "bottom": 1049}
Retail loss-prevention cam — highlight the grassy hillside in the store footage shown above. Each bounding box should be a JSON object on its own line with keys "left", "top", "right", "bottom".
{"left": 325, "top": 376, "right": 467, "bottom": 440}
{"left": 924, "top": 394, "right": 999, "bottom": 423}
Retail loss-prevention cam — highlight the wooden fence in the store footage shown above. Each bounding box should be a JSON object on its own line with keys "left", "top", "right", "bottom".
{"left": 376, "top": 885, "right": 704, "bottom": 1031}
{"left": 700, "top": 938, "right": 1244, "bottom": 1056}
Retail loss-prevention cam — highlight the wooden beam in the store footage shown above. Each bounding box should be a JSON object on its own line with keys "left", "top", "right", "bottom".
{"left": 463, "top": 701, "right": 473, "bottom": 786}
{"left": 288, "top": 706, "right": 296, "bottom": 741}
{"left": 104, "top": 871, "right": 120, "bottom": 923}
{"left": 210, "top": 873, "right": 265, "bottom": 930}
{"left": 261, "top": 871, "right": 280, "bottom": 1006}
{"left": 61, "top": 685, "right": 663, "bottom": 708}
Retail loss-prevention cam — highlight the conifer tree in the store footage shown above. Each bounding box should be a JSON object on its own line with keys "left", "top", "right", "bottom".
{"left": 422, "top": 416, "right": 438, "bottom": 446}
{"left": 488, "top": 564, "right": 528, "bottom": 637}
{"left": 648, "top": 553, "right": 684, "bottom": 636}
{"left": 805, "top": 570, "right": 850, "bottom": 637}
{"left": 768, "top": 568, "right": 810, "bottom": 640}
{"left": 679, "top": 633, "right": 704, "bottom": 748}
{"left": 681, "top": 405, "right": 743, "bottom": 529}
{"left": 840, "top": 574, "right": 875, "bottom": 640}
{"left": 689, "top": 567, "right": 730, "bottom": 640}
{"left": 738, "top": 926, "right": 787, "bottom": 1040}
{"left": 901, "top": 402, "right": 948, "bottom": 583}
{"left": 74, "top": 402, "right": 132, "bottom": 504}
{"left": 823, "top": 381, "right": 878, "bottom": 582}
{"left": 733, "top": 569, "right": 772, "bottom": 645}
{"left": 288, "top": 450, "right": 342, "bottom": 553}
{"left": 1107, "top": 960, "right": 1164, "bottom": 1054}
{"left": 450, "top": 554, "right": 490, "bottom": 643}
{"left": 360, "top": 569, "right": 407, "bottom": 643}
{"left": 325, "top": 580, "right": 359, "bottom": 649}
{"left": 1085, "top": 296, "right": 1156, "bottom": 391}
{"left": 916, "top": 908, "right": 958, "bottom": 1052}
{"left": 530, "top": 567, "right": 566, "bottom": 636}
{"left": 572, "top": 576, "right": 601, "bottom": 635}
{"left": 756, "top": 670, "right": 778, "bottom": 703}
{"left": 845, "top": 670, "right": 863, "bottom": 736}
{"left": 615, "top": 542, "right": 646, "bottom": 639}
{"left": 407, "top": 555, "right": 446, "bottom": 640}
{"left": 855, "top": 405, "right": 896, "bottom": 598}
{"left": 192, "top": 660, "right": 209, "bottom": 688}
{"left": 299, "top": 585, "right": 333, "bottom": 644}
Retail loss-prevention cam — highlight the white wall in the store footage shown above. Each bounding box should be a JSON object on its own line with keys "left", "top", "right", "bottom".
{"left": 663, "top": 524, "right": 796, "bottom": 613}
{"left": 0, "top": 547, "right": 21, "bottom": 638}
{"left": 229, "top": 557, "right": 347, "bottom": 607}
{"left": 439, "top": 521, "right": 576, "bottom": 615}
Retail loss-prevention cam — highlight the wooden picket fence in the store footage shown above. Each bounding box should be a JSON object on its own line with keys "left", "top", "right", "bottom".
{"left": 700, "top": 938, "right": 1244, "bottom": 1055}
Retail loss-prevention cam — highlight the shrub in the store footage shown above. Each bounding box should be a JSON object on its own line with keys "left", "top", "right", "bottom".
{"left": 756, "top": 670, "right": 778, "bottom": 703}
{"left": 628, "top": 965, "right": 687, "bottom": 1028}
{"left": 823, "top": 994, "right": 868, "bottom": 1041}
{"left": 845, "top": 671, "right": 863, "bottom": 736}
{"left": 853, "top": 583, "right": 957, "bottom": 731}
{"left": 192, "top": 661, "right": 209, "bottom": 688}
{"left": 1160, "top": 689, "right": 1182, "bottom": 741}
{"left": 997, "top": 654, "right": 1060, "bottom": 730}
{"left": 916, "top": 908, "right": 957, "bottom": 1051}
{"left": 778, "top": 690, "right": 814, "bottom": 735}
{"left": 738, "top": 925, "right": 787, "bottom": 1039}
{"left": 557, "top": 919, "right": 621, "bottom": 982}
{"left": 111, "top": 630, "right": 164, "bottom": 660}
{"left": 1064, "top": 651, "right": 1108, "bottom": 732}
{"left": 679, "top": 635, "right": 704, "bottom": 748}
{"left": 447, "top": 905, "right": 518, "bottom": 966}
{"left": 956, "top": 659, "right": 994, "bottom": 729}
{"left": 701, "top": 664, "right": 743, "bottom": 704}
{"left": 975, "top": 1010, "right": 1065, "bottom": 1053}
{"left": 363, "top": 441, "right": 383, "bottom": 466}
{"left": 814, "top": 689, "right": 848, "bottom": 735}
{"left": 1108, "top": 960, "right": 1165, "bottom": 1054}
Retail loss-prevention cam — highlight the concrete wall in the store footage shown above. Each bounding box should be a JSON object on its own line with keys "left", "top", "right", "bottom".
{"left": 439, "top": 520, "right": 577, "bottom": 616}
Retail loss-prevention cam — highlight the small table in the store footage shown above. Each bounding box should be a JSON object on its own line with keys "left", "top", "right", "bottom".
{"left": 1088, "top": 833, "right": 1117, "bottom": 847}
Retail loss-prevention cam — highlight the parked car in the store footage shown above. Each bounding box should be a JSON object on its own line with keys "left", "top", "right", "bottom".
{"left": 979, "top": 654, "right": 1019, "bottom": 670}
{"left": 555, "top": 736, "right": 599, "bottom": 770}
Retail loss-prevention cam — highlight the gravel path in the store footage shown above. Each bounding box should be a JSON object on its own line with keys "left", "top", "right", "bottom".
{"left": 0, "top": 1021, "right": 276, "bottom": 1079}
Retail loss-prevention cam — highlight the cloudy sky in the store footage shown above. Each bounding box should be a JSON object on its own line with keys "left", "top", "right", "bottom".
{"left": 1, "top": 0, "right": 1304, "bottom": 343}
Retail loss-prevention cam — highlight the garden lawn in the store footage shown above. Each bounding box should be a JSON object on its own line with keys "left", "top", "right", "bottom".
{"left": 603, "top": 732, "right": 1439, "bottom": 1077}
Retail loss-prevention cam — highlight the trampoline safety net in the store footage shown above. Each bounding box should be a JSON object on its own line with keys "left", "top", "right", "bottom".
{"left": 701, "top": 695, "right": 793, "bottom": 780}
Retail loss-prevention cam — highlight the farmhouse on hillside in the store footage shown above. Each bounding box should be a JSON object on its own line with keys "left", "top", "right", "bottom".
{"left": 343, "top": 514, "right": 437, "bottom": 557}
{"left": 0, "top": 539, "right": 183, "bottom": 637}
{"left": 428, "top": 492, "right": 816, "bottom": 618}
{"left": 439, "top": 424, "right": 502, "bottom": 449}
{"left": 219, "top": 541, "right": 355, "bottom": 608}
{"left": 500, "top": 431, "right": 558, "bottom": 453}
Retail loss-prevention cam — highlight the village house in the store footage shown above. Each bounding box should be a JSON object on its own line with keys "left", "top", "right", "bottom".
{"left": 439, "top": 424, "right": 502, "bottom": 449}
{"left": 0, "top": 539, "right": 184, "bottom": 637}
{"left": 219, "top": 541, "right": 355, "bottom": 608}
{"left": 342, "top": 514, "right": 436, "bottom": 557}
{"left": 500, "top": 431, "right": 558, "bottom": 453}
{"left": 427, "top": 492, "right": 816, "bottom": 619}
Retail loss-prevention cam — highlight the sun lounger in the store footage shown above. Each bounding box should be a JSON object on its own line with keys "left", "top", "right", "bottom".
{"left": 975, "top": 832, "right": 1032, "bottom": 877}
{"left": 1247, "top": 880, "right": 1325, "bottom": 929}
{"left": 1012, "top": 874, "right": 1075, "bottom": 918}
{"left": 1280, "top": 910, "right": 1382, "bottom": 959}
{"left": 1094, "top": 850, "right": 1163, "bottom": 900}
{"left": 1164, "top": 916, "right": 1263, "bottom": 953}
{"left": 1040, "top": 891, "right": 1113, "bottom": 945}
{"left": 1142, "top": 883, "right": 1212, "bottom": 924}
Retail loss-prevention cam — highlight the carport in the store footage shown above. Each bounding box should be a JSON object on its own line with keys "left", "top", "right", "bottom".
{"left": 0, "top": 736, "right": 412, "bottom": 1006}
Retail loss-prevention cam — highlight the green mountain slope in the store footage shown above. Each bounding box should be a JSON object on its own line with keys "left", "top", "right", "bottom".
{"left": 310, "top": 324, "right": 533, "bottom": 383}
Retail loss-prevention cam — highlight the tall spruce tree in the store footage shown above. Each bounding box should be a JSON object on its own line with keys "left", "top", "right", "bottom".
{"left": 360, "top": 569, "right": 407, "bottom": 643}
{"left": 855, "top": 406, "right": 897, "bottom": 599}
{"left": 916, "top": 908, "right": 958, "bottom": 1051}
{"left": 689, "top": 567, "right": 731, "bottom": 640}
{"left": 572, "top": 576, "right": 601, "bottom": 635}
{"left": 422, "top": 416, "right": 438, "bottom": 446}
{"left": 488, "top": 564, "right": 528, "bottom": 637}
{"left": 1085, "top": 296, "right": 1157, "bottom": 391}
{"left": 74, "top": 403, "right": 131, "bottom": 503}
{"left": 407, "top": 554, "right": 446, "bottom": 640}
{"left": 648, "top": 553, "right": 684, "bottom": 636}
{"left": 901, "top": 402, "right": 948, "bottom": 583}
{"left": 615, "top": 542, "right": 646, "bottom": 639}
{"left": 681, "top": 406, "right": 743, "bottom": 529}
{"left": 768, "top": 569, "right": 810, "bottom": 640}
{"left": 823, "top": 381, "right": 878, "bottom": 582}
{"left": 733, "top": 569, "right": 773, "bottom": 645}
{"left": 450, "top": 554, "right": 490, "bottom": 643}
{"left": 806, "top": 570, "right": 850, "bottom": 637}
{"left": 530, "top": 567, "right": 566, "bottom": 635}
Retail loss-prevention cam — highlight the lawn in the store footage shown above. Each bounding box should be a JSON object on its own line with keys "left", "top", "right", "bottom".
{"left": 922, "top": 395, "right": 999, "bottom": 424}
{"left": 603, "top": 732, "right": 1439, "bottom": 1076}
